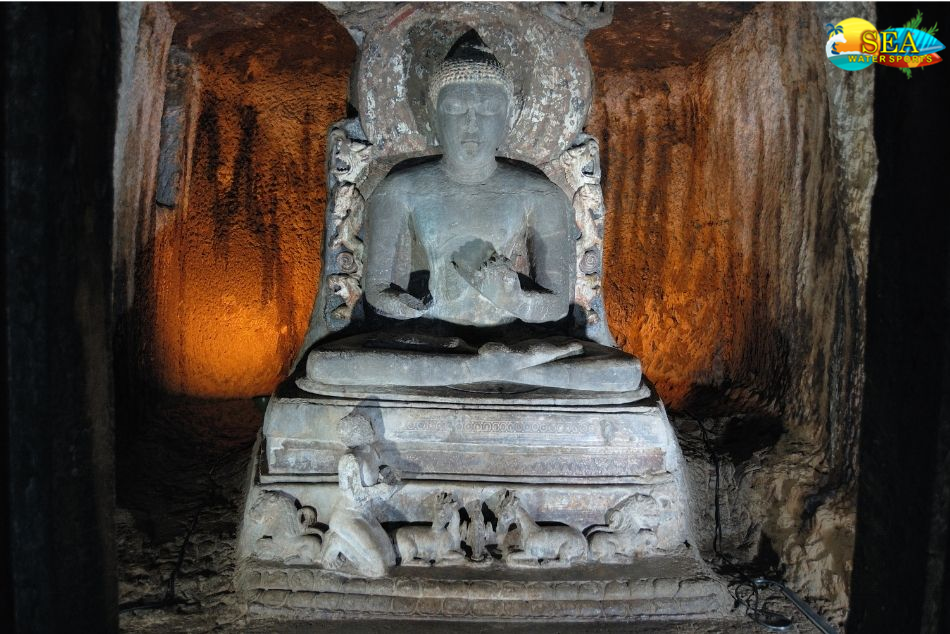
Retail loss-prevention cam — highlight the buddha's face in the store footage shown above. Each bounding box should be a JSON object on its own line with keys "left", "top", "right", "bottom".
{"left": 436, "top": 82, "right": 509, "bottom": 166}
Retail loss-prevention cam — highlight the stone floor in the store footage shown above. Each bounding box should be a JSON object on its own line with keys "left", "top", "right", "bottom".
{"left": 116, "top": 395, "right": 824, "bottom": 632}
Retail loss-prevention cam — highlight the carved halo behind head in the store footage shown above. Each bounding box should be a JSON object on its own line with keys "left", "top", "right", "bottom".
{"left": 354, "top": 3, "right": 593, "bottom": 166}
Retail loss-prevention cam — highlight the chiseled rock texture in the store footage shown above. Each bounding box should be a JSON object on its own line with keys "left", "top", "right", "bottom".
{"left": 115, "top": 1, "right": 874, "bottom": 627}
{"left": 120, "top": 4, "right": 355, "bottom": 398}
{"left": 114, "top": 400, "right": 815, "bottom": 633}
{"left": 586, "top": 3, "right": 873, "bottom": 624}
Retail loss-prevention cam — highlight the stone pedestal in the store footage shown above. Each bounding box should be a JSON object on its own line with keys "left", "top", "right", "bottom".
{"left": 263, "top": 381, "right": 678, "bottom": 482}
{"left": 237, "top": 380, "right": 730, "bottom": 619}
{"left": 239, "top": 556, "right": 727, "bottom": 621}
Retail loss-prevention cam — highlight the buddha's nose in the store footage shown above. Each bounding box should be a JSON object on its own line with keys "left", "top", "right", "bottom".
{"left": 464, "top": 108, "right": 477, "bottom": 133}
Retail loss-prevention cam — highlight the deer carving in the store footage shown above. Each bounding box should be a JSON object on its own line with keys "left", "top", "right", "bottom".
{"left": 395, "top": 492, "right": 465, "bottom": 565}
{"left": 494, "top": 490, "right": 588, "bottom": 567}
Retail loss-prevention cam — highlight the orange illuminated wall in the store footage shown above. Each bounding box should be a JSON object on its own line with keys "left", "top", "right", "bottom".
{"left": 139, "top": 4, "right": 860, "bottom": 427}
{"left": 588, "top": 65, "right": 785, "bottom": 411}
{"left": 584, "top": 3, "right": 857, "bottom": 418}
{"left": 138, "top": 6, "right": 354, "bottom": 398}
{"left": 123, "top": 4, "right": 868, "bottom": 618}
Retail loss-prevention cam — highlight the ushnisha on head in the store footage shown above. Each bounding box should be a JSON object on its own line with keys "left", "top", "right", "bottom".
{"left": 430, "top": 30, "right": 514, "bottom": 180}
{"left": 428, "top": 30, "right": 514, "bottom": 109}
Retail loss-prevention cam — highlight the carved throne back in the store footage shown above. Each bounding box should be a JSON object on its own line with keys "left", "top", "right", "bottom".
{"left": 296, "top": 3, "right": 615, "bottom": 366}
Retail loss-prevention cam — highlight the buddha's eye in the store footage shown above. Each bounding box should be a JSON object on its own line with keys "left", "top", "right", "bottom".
{"left": 440, "top": 98, "right": 467, "bottom": 115}
{"left": 477, "top": 97, "right": 504, "bottom": 116}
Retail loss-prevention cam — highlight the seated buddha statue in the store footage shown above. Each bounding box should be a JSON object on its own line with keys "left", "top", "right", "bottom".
{"left": 302, "top": 31, "right": 641, "bottom": 394}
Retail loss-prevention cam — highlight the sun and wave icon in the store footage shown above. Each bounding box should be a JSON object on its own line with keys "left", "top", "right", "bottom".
{"left": 825, "top": 17, "right": 878, "bottom": 70}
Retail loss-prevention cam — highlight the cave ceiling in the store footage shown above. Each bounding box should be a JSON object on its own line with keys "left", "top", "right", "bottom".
{"left": 167, "top": 2, "right": 755, "bottom": 73}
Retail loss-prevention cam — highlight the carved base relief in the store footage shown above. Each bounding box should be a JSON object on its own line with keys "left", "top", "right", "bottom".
{"left": 240, "top": 453, "right": 691, "bottom": 570}
{"left": 238, "top": 555, "right": 730, "bottom": 620}
{"left": 238, "top": 490, "right": 324, "bottom": 565}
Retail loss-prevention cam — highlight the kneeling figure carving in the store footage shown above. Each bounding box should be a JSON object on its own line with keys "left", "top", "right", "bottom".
{"left": 320, "top": 414, "right": 400, "bottom": 578}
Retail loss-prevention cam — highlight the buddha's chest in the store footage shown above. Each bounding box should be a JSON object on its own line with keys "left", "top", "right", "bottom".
{"left": 410, "top": 190, "right": 530, "bottom": 257}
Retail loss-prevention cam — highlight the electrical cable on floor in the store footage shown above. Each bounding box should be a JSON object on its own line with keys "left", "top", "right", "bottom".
{"left": 688, "top": 413, "right": 838, "bottom": 634}
{"left": 118, "top": 475, "right": 208, "bottom": 614}
{"left": 118, "top": 493, "right": 203, "bottom": 614}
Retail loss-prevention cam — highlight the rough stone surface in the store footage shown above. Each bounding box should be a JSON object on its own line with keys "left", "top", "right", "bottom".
{"left": 116, "top": 402, "right": 816, "bottom": 632}
{"left": 585, "top": 3, "right": 754, "bottom": 71}
{"left": 125, "top": 4, "right": 355, "bottom": 398}
{"left": 114, "top": 2, "right": 873, "bottom": 627}
{"left": 113, "top": 3, "right": 174, "bottom": 317}
{"left": 584, "top": 5, "right": 873, "bottom": 623}
{"left": 116, "top": 396, "right": 257, "bottom": 632}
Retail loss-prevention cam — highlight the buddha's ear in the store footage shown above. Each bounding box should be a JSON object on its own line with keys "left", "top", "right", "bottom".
{"left": 505, "top": 93, "right": 522, "bottom": 141}
{"left": 427, "top": 95, "right": 442, "bottom": 148}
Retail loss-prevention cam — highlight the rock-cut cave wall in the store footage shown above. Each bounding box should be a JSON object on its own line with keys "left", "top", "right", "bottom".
{"left": 112, "top": 1, "right": 874, "bottom": 625}
{"left": 587, "top": 3, "right": 874, "bottom": 621}
{"left": 115, "top": 4, "right": 355, "bottom": 397}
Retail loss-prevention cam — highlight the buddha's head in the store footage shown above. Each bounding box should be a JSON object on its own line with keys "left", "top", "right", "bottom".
{"left": 429, "top": 30, "right": 514, "bottom": 168}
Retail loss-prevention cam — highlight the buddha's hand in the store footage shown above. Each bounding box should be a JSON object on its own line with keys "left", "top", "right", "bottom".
{"left": 375, "top": 287, "right": 429, "bottom": 319}
{"left": 474, "top": 254, "right": 520, "bottom": 302}
{"left": 395, "top": 292, "right": 428, "bottom": 315}
{"left": 378, "top": 465, "right": 401, "bottom": 486}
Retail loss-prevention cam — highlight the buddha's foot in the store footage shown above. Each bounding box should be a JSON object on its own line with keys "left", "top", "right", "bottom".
{"left": 476, "top": 340, "right": 584, "bottom": 370}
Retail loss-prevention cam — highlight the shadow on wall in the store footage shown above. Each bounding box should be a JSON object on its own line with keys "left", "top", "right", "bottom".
{"left": 132, "top": 4, "right": 862, "bottom": 441}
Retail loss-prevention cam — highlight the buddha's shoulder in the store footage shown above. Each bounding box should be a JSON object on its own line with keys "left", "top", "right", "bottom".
{"left": 493, "top": 162, "right": 564, "bottom": 196}
{"left": 371, "top": 161, "right": 565, "bottom": 198}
